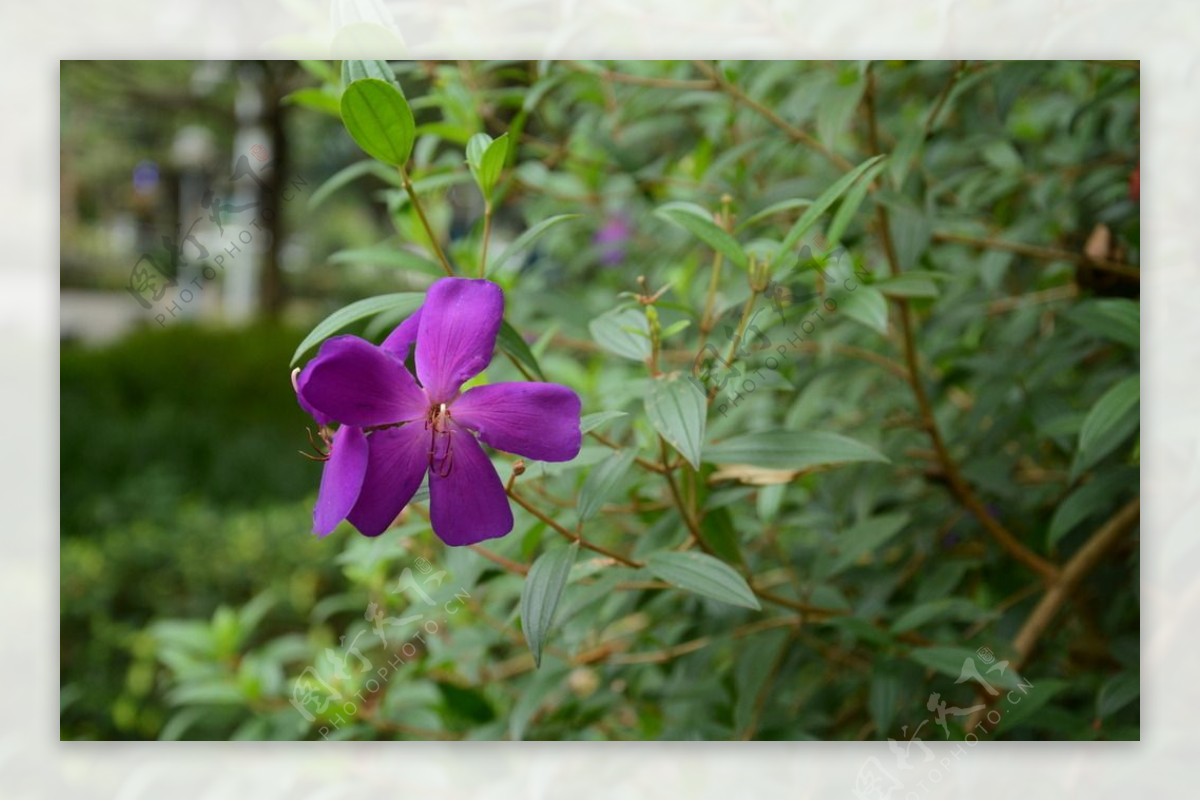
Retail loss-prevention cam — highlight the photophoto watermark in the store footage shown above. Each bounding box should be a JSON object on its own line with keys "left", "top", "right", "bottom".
{"left": 125, "top": 147, "right": 308, "bottom": 325}
{"left": 853, "top": 646, "right": 1034, "bottom": 800}
{"left": 688, "top": 245, "right": 870, "bottom": 416}
{"left": 288, "top": 555, "right": 472, "bottom": 738}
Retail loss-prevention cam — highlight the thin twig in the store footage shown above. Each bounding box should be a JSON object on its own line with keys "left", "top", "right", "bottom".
{"left": 932, "top": 231, "right": 1139, "bottom": 280}
{"left": 692, "top": 60, "right": 854, "bottom": 173}
{"left": 863, "top": 68, "right": 1060, "bottom": 583}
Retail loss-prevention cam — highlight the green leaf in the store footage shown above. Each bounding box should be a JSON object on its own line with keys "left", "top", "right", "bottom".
{"left": 734, "top": 628, "right": 789, "bottom": 733}
{"left": 340, "top": 78, "right": 416, "bottom": 167}
{"left": 589, "top": 307, "right": 650, "bottom": 361}
{"left": 520, "top": 541, "right": 579, "bottom": 667}
{"left": 774, "top": 154, "right": 886, "bottom": 266}
{"left": 645, "top": 373, "right": 707, "bottom": 470}
{"left": 890, "top": 598, "right": 985, "bottom": 633}
{"left": 308, "top": 159, "right": 400, "bottom": 211}
{"left": 828, "top": 513, "right": 911, "bottom": 576}
{"left": 341, "top": 59, "right": 396, "bottom": 87}
{"left": 467, "top": 132, "right": 510, "bottom": 200}
{"left": 645, "top": 551, "right": 761, "bottom": 610}
{"left": 488, "top": 214, "right": 580, "bottom": 275}
{"left": 1072, "top": 375, "right": 1139, "bottom": 479}
{"left": 1047, "top": 469, "right": 1134, "bottom": 547}
{"left": 580, "top": 410, "right": 628, "bottom": 435}
{"left": 291, "top": 292, "right": 422, "bottom": 365}
{"left": 824, "top": 160, "right": 887, "bottom": 246}
{"left": 497, "top": 319, "right": 546, "bottom": 381}
{"left": 1096, "top": 671, "right": 1139, "bottom": 719}
{"left": 909, "top": 646, "right": 1027, "bottom": 691}
{"left": 577, "top": 448, "right": 637, "bottom": 523}
{"left": 738, "top": 198, "right": 812, "bottom": 231}
{"left": 876, "top": 273, "right": 940, "bottom": 298}
{"left": 699, "top": 506, "right": 745, "bottom": 567}
{"left": 838, "top": 285, "right": 889, "bottom": 334}
{"left": 704, "top": 430, "right": 888, "bottom": 470}
{"left": 328, "top": 243, "right": 442, "bottom": 275}
{"left": 990, "top": 678, "right": 1069, "bottom": 736}
{"left": 283, "top": 87, "right": 342, "bottom": 117}
{"left": 1067, "top": 298, "right": 1139, "bottom": 349}
{"left": 655, "top": 202, "right": 747, "bottom": 270}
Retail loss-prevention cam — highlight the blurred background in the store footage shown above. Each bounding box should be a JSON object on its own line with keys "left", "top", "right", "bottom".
{"left": 60, "top": 60, "right": 1139, "bottom": 742}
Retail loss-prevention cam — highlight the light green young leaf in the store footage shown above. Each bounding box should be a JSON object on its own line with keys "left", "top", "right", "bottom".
{"left": 340, "top": 78, "right": 416, "bottom": 167}
{"left": 775, "top": 154, "right": 886, "bottom": 266}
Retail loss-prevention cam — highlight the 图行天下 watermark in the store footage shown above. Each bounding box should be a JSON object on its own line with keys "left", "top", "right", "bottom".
{"left": 688, "top": 246, "right": 870, "bottom": 415}
{"left": 853, "top": 646, "right": 1035, "bottom": 800}
{"left": 125, "top": 148, "right": 308, "bottom": 325}
{"left": 288, "top": 554, "right": 472, "bottom": 738}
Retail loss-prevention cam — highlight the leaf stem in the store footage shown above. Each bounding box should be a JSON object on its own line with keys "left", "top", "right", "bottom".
{"left": 479, "top": 200, "right": 493, "bottom": 278}
{"left": 398, "top": 165, "right": 454, "bottom": 276}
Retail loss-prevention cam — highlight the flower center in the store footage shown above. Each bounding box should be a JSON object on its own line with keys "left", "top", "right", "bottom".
{"left": 425, "top": 402, "right": 454, "bottom": 477}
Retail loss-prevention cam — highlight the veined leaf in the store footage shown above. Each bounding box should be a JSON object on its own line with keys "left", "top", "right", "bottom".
{"left": 340, "top": 78, "right": 416, "bottom": 167}
{"left": 645, "top": 373, "right": 707, "bottom": 470}
{"left": 520, "top": 542, "right": 579, "bottom": 668}
{"left": 646, "top": 551, "right": 760, "bottom": 610}
{"left": 704, "top": 430, "right": 888, "bottom": 471}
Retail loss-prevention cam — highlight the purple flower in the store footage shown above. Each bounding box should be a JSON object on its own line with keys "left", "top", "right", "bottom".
{"left": 294, "top": 278, "right": 582, "bottom": 545}
{"left": 593, "top": 213, "right": 632, "bottom": 266}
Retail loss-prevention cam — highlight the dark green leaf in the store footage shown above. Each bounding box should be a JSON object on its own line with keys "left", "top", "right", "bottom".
{"left": 645, "top": 551, "right": 761, "bottom": 610}
{"left": 577, "top": 449, "right": 637, "bottom": 523}
{"left": 497, "top": 319, "right": 546, "bottom": 381}
{"left": 704, "top": 430, "right": 888, "bottom": 470}
{"left": 1072, "top": 375, "right": 1139, "bottom": 479}
{"left": 520, "top": 541, "right": 579, "bottom": 667}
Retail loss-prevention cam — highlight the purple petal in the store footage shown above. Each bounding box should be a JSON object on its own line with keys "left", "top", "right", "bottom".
{"left": 452, "top": 382, "right": 582, "bottom": 462}
{"left": 313, "top": 425, "right": 368, "bottom": 536}
{"left": 428, "top": 425, "right": 513, "bottom": 545}
{"left": 381, "top": 305, "right": 423, "bottom": 361}
{"left": 346, "top": 424, "right": 430, "bottom": 537}
{"left": 415, "top": 278, "right": 504, "bottom": 404}
{"left": 298, "top": 336, "right": 427, "bottom": 428}
{"left": 293, "top": 368, "right": 331, "bottom": 427}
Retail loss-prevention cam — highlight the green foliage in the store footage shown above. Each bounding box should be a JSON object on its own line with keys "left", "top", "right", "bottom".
{"left": 64, "top": 60, "right": 1140, "bottom": 743}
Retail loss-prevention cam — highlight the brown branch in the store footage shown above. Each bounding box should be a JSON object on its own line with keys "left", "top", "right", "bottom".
{"left": 932, "top": 231, "right": 1139, "bottom": 280}
{"left": 863, "top": 69, "right": 1060, "bottom": 584}
{"left": 506, "top": 485, "right": 642, "bottom": 568}
{"left": 966, "top": 497, "right": 1140, "bottom": 730}
{"left": 692, "top": 60, "right": 854, "bottom": 173}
